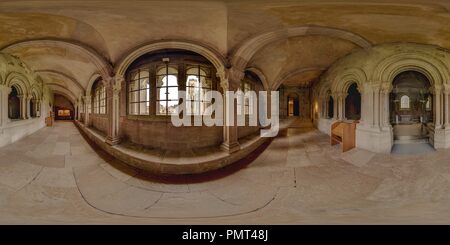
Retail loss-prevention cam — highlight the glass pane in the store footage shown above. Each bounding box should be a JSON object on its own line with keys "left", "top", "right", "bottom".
{"left": 167, "top": 87, "right": 178, "bottom": 100}
{"left": 167, "top": 66, "right": 177, "bottom": 75}
{"left": 130, "top": 71, "right": 138, "bottom": 81}
{"left": 187, "top": 86, "right": 197, "bottom": 100}
{"left": 129, "top": 103, "right": 138, "bottom": 115}
{"left": 139, "top": 69, "right": 149, "bottom": 78}
{"left": 156, "top": 75, "right": 165, "bottom": 87}
{"left": 167, "top": 100, "right": 178, "bottom": 115}
{"left": 140, "top": 89, "right": 149, "bottom": 102}
{"left": 201, "top": 77, "right": 211, "bottom": 88}
{"left": 157, "top": 101, "right": 166, "bottom": 115}
{"left": 129, "top": 91, "right": 139, "bottom": 103}
{"left": 140, "top": 78, "right": 149, "bottom": 90}
{"left": 157, "top": 87, "right": 167, "bottom": 101}
{"left": 129, "top": 80, "right": 138, "bottom": 91}
{"left": 200, "top": 88, "right": 210, "bottom": 101}
{"left": 166, "top": 75, "right": 178, "bottom": 86}
{"left": 157, "top": 66, "right": 177, "bottom": 75}
{"left": 187, "top": 75, "right": 199, "bottom": 87}
{"left": 139, "top": 102, "right": 149, "bottom": 115}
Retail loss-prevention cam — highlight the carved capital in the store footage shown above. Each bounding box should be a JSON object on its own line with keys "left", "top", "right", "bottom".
{"left": 219, "top": 67, "right": 244, "bottom": 91}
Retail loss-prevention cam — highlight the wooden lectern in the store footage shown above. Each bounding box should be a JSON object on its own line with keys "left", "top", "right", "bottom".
{"left": 331, "top": 121, "right": 358, "bottom": 152}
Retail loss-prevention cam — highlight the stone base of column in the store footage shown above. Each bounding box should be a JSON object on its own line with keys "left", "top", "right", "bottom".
{"left": 220, "top": 141, "right": 240, "bottom": 154}
{"left": 356, "top": 125, "right": 393, "bottom": 153}
{"left": 106, "top": 136, "right": 121, "bottom": 146}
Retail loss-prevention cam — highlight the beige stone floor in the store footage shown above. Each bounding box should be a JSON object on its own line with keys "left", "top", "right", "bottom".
{"left": 1, "top": 120, "right": 450, "bottom": 224}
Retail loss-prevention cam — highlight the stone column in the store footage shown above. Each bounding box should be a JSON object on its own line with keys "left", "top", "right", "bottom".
{"left": 381, "top": 84, "right": 392, "bottom": 128}
{"left": 341, "top": 93, "right": 347, "bottom": 120}
{"left": 373, "top": 86, "right": 380, "bottom": 128}
{"left": 17, "top": 95, "right": 26, "bottom": 119}
{"left": 105, "top": 76, "right": 123, "bottom": 145}
{"left": 26, "top": 95, "right": 32, "bottom": 119}
{"left": 332, "top": 93, "right": 338, "bottom": 120}
{"left": 219, "top": 68, "right": 243, "bottom": 154}
{"left": 434, "top": 89, "right": 442, "bottom": 128}
{"left": 74, "top": 102, "right": 78, "bottom": 120}
{"left": 444, "top": 89, "right": 450, "bottom": 128}
{"left": 83, "top": 96, "right": 91, "bottom": 126}
{"left": 0, "top": 85, "right": 11, "bottom": 126}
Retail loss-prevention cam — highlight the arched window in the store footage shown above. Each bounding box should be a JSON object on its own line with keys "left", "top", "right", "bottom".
{"left": 156, "top": 65, "right": 178, "bottom": 115}
{"left": 129, "top": 69, "right": 150, "bottom": 115}
{"left": 237, "top": 80, "right": 254, "bottom": 115}
{"left": 8, "top": 86, "right": 21, "bottom": 120}
{"left": 186, "top": 65, "right": 212, "bottom": 115}
{"left": 328, "top": 95, "right": 334, "bottom": 119}
{"left": 29, "top": 92, "right": 40, "bottom": 118}
{"left": 92, "top": 80, "right": 106, "bottom": 114}
{"left": 400, "top": 95, "right": 410, "bottom": 109}
{"left": 125, "top": 49, "right": 217, "bottom": 117}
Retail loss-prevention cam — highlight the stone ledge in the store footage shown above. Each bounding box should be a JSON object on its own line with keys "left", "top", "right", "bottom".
{"left": 74, "top": 120, "right": 269, "bottom": 175}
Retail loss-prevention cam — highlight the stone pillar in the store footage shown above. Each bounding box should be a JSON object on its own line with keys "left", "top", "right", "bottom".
{"left": 26, "top": 95, "right": 32, "bottom": 119}
{"left": 381, "top": 84, "right": 392, "bottom": 128}
{"left": 444, "top": 89, "right": 450, "bottom": 128}
{"left": 434, "top": 89, "right": 442, "bottom": 128}
{"left": 83, "top": 96, "right": 91, "bottom": 126}
{"left": 332, "top": 93, "right": 338, "bottom": 120}
{"left": 341, "top": 93, "right": 347, "bottom": 120}
{"left": 74, "top": 102, "right": 78, "bottom": 120}
{"left": 105, "top": 76, "right": 123, "bottom": 145}
{"left": 17, "top": 95, "right": 26, "bottom": 119}
{"left": 219, "top": 68, "right": 243, "bottom": 154}
{"left": 372, "top": 86, "right": 380, "bottom": 128}
{"left": 0, "top": 85, "right": 11, "bottom": 126}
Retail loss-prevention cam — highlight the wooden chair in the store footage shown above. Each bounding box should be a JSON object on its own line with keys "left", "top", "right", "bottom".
{"left": 331, "top": 121, "right": 357, "bottom": 152}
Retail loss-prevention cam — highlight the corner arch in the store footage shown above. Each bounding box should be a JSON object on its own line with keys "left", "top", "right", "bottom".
{"left": 5, "top": 72, "right": 30, "bottom": 94}
{"left": 373, "top": 53, "right": 450, "bottom": 89}
{"left": 245, "top": 67, "right": 270, "bottom": 91}
{"left": 273, "top": 67, "right": 326, "bottom": 90}
{"left": 115, "top": 40, "right": 227, "bottom": 78}
{"left": 1, "top": 39, "right": 113, "bottom": 79}
{"left": 231, "top": 26, "right": 372, "bottom": 71}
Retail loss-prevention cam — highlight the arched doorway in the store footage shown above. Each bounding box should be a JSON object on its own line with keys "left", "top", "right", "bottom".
{"left": 328, "top": 95, "right": 334, "bottom": 119}
{"left": 287, "top": 93, "right": 299, "bottom": 117}
{"left": 345, "top": 83, "right": 361, "bottom": 120}
{"left": 390, "top": 71, "right": 432, "bottom": 142}
{"left": 54, "top": 94, "right": 74, "bottom": 120}
{"left": 8, "top": 86, "right": 21, "bottom": 120}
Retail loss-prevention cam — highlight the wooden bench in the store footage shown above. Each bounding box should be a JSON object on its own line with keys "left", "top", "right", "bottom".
{"left": 331, "top": 121, "right": 358, "bottom": 152}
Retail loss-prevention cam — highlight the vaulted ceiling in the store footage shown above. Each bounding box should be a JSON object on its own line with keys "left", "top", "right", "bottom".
{"left": 1, "top": 0, "right": 449, "bottom": 95}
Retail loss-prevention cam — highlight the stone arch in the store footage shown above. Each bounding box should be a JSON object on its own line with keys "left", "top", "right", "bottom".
{"left": 273, "top": 67, "right": 327, "bottom": 90}
{"left": 331, "top": 68, "right": 367, "bottom": 94}
{"left": 5, "top": 72, "right": 30, "bottom": 95}
{"left": 35, "top": 69, "right": 85, "bottom": 94}
{"left": 1, "top": 39, "right": 113, "bottom": 80}
{"left": 245, "top": 67, "right": 270, "bottom": 91}
{"left": 373, "top": 52, "right": 450, "bottom": 90}
{"left": 86, "top": 73, "right": 103, "bottom": 96}
{"left": 231, "top": 26, "right": 372, "bottom": 71}
{"left": 115, "top": 40, "right": 227, "bottom": 79}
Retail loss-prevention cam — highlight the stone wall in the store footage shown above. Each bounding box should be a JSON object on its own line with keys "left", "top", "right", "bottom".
{"left": 0, "top": 52, "right": 52, "bottom": 147}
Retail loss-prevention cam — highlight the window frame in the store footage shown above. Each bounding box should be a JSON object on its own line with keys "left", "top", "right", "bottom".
{"left": 185, "top": 64, "right": 212, "bottom": 116}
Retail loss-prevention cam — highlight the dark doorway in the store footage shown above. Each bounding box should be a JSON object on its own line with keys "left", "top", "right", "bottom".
{"left": 345, "top": 83, "right": 361, "bottom": 120}
{"left": 8, "top": 86, "right": 20, "bottom": 120}
{"left": 328, "top": 96, "right": 334, "bottom": 119}
{"left": 288, "top": 96, "right": 299, "bottom": 116}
